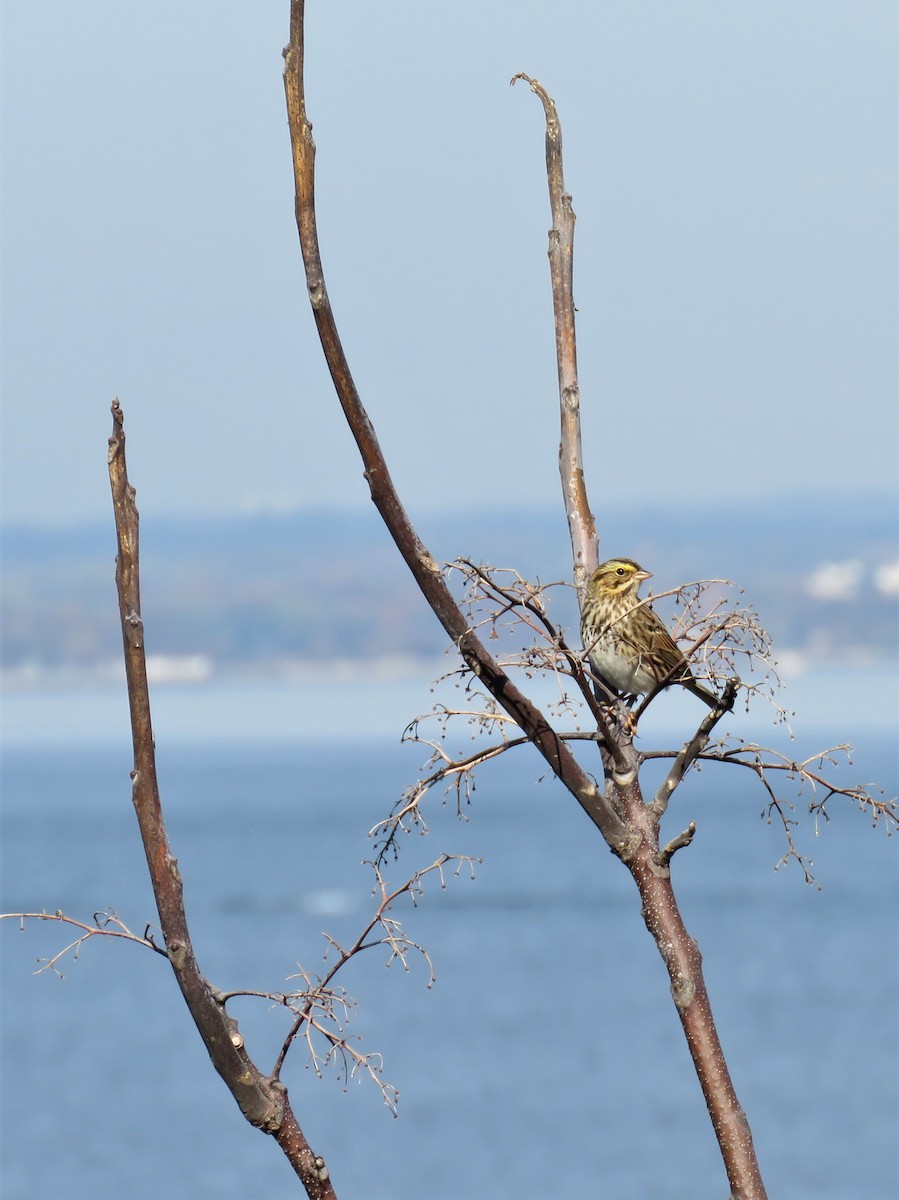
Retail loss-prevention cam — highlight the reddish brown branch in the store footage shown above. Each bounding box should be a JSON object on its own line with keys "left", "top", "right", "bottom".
{"left": 108, "top": 400, "right": 336, "bottom": 1199}
{"left": 282, "top": 2, "right": 631, "bottom": 858}
{"left": 516, "top": 79, "right": 768, "bottom": 1200}
{"left": 284, "top": 3, "right": 766, "bottom": 1194}
{"left": 631, "top": 846, "right": 765, "bottom": 1193}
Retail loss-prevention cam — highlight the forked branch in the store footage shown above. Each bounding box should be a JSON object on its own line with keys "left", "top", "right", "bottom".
{"left": 283, "top": 1, "right": 632, "bottom": 857}
{"left": 284, "top": 3, "right": 768, "bottom": 1194}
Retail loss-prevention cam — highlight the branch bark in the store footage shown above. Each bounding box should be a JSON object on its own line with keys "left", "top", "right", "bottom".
{"left": 283, "top": 4, "right": 767, "bottom": 1196}
{"left": 511, "top": 74, "right": 597, "bottom": 588}
{"left": 514, "top": 82, "right": 768, "bottom": 1200}
{"left": 108, "top": 400, "right": 336, "bottom": 1199}
{"left": 282, "top": 1, "right": 631, "bottom": 857}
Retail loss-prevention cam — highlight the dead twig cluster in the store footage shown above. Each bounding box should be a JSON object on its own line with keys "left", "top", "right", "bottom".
{"left": 370, "top": 560, "right": 895, "bottom": 888}
{"left": 645, "top": 739, "right": 897, "bottom": 885}
{"left": 374, "top": 559, "right": 892, "bottom": 883}
{"left": 267, "top": 854, "right": 478, "bottom": 1107}
{"left": 2, "top": 854, "right": 478, "bottom": 1121}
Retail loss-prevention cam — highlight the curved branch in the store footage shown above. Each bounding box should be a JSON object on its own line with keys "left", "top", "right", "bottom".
{"left": 283, "top": 7, "right": 631, "bottom": 857}
{"left": 108, "top": 400, "right": 335, "bottom": 1199}
{"left": 285, "top": 9, "right": 766, "bottom": 1195}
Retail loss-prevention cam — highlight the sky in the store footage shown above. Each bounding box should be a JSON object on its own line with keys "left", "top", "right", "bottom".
{"left": 2, "top": 2, "right": 897, "bottom": 527}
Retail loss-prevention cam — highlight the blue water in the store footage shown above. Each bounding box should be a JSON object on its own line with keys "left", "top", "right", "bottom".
{"left": 1, "top": 684, "right": 897, "bottom": 1199}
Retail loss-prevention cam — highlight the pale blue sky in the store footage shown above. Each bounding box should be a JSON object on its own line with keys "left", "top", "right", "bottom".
{"left": 2, "top": 2, "right": 896, "bottom": 526}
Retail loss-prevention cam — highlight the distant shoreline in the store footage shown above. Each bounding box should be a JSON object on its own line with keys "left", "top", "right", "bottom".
{"left": 2, "top": 663, "right": 897, "bottom": 751}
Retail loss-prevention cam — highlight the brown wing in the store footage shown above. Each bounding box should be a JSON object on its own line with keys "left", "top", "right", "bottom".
{"left": 642, "top": 605, "right": 694, "bottom": 685}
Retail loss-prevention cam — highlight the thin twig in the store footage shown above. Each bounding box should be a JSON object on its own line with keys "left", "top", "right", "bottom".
{"left": 650, "top": 679, "right": 740, "bottom": 819}
{"left": 0, "top": 909, "right": 166, "bottom": 976}
{"left": 271, "top": 856, "right": 476, "bottom": 1081}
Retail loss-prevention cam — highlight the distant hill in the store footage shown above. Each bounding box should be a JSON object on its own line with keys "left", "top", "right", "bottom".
{"left": 2, "top": 494, "right": 896, "bottom": 685}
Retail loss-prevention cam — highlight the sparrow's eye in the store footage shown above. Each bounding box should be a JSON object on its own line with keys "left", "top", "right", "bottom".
{"left": 616, "top": 567, "right": 626, "bottom": 576}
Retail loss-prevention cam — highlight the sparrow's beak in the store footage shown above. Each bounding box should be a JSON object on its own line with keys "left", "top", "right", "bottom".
{"left": 634, "top": 569, "right": 652, "bottom": 583}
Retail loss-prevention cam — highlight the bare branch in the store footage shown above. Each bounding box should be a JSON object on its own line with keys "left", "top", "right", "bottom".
{"left": 657, "top": 823, "right": 697, "bottom": 869}
{"left": 643, "top": 740, "right": 897, "bottom": 881}
{"left": 651, "top": 679, "right": 740, "bottom": 819}
{"left": 108, "top": 398, "right": 335, "bottom": 1198}
{"left": 281, "top": 10, "right": 884, "bottom": 1195}
{"left": 509, "top": 76, "right": 768, "bottom": 1198}
{"left": 650, "top": 739, "right": 898, "bottom": 831}
{"left": 511, "top": 74, "right": 597, "bottom": 586}
{"left": 284, "top": 17, "right": 632, "bottom": 856}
